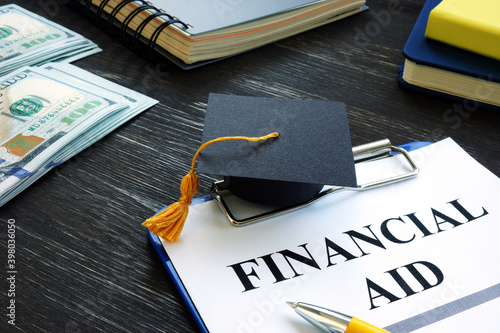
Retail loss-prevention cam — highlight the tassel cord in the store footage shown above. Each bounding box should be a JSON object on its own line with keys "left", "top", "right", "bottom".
{"left": 143, "top": 132, "right": 279, "bottom": 242}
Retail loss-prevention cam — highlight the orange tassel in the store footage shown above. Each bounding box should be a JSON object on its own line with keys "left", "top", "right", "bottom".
{"left": 143, "top": 132, "right": 279, "bottom": 242}
{"left": 143, "top": 171, "right": 198, "bottom": 242}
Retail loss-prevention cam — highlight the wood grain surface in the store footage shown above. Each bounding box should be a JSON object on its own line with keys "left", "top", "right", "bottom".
{"left": 1, "top": 0, "right": 499, "bottom": 332}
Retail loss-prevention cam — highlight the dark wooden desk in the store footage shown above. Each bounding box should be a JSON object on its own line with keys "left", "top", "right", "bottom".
{"left": 2, "top": 0, "right": 499, "bottom": 332}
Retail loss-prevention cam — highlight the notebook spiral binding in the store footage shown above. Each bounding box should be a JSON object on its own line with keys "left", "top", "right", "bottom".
{"left": 69, "top": 0, "right": 189, "bottom": 60}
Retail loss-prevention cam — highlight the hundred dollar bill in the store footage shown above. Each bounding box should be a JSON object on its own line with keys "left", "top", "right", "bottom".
{"left": 0, "top": 66, "right": 128, "bottom": 182}
{"left": 0, "top": 63, "right": 158, "bottom": 206}
{"left": 0, "top": 4, "right": 100, "bottom": 75}
{"left": 40, "top": 62, "right": 158, "bottom": 158}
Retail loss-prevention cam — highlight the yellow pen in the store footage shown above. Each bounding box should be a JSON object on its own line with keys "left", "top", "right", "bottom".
{"left": 287, "top": 302, "right": 389, "bottom": 333}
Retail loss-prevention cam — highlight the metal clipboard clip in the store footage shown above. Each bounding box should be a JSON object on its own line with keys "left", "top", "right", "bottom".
{"left": 210, "top": 139, "right": 419, "bottom": 227}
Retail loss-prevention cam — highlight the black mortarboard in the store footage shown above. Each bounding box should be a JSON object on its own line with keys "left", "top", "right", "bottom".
{"left": 197, "top": 93, "right": 357, "bottom": 206}
{"left": 144, "top": 93, "right": 357, "bottom": 242}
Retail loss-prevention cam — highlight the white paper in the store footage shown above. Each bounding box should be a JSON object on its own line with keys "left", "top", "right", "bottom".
{"left": 161, "top": 138, "right": 500, "bottom": 332}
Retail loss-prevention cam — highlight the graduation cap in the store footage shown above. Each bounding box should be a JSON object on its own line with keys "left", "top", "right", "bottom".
{"left": 143, "top": 94, "right": 358, "bottom": 242}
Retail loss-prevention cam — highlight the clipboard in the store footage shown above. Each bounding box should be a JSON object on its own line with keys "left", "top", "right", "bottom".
{"left": 148, "top": 195, "right": 212, "bottom": 333}
{"left": 147, "top": 141, "right": 431, "bottom": 333}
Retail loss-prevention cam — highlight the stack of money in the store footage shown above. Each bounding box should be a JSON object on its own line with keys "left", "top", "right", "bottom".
{"left": 0, "top": 4, "right": 101, "bottom": 76}
{"left": 0, "top": 63, "right": 158, "bottom": 206}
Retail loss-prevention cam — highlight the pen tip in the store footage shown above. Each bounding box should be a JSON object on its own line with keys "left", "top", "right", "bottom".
{"left": 286, "top": 301, "right": 297, "bottom": 309}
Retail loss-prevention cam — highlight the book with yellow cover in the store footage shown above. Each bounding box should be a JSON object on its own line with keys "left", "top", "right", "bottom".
{"left": 398, "top": 0, "right": 500, "bottom": 110}
{"left": 425, "top": 0, "right": 500, "bottom": 61}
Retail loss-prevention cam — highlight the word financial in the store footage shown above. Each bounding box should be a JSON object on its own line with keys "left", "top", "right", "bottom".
{"left": 227, "top": 199, "right": 488, "bottom": 308}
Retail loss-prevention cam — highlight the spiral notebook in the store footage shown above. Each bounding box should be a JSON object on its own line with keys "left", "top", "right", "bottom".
{"left": 71, "top": 0, "right": 366, "bottom": 69}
